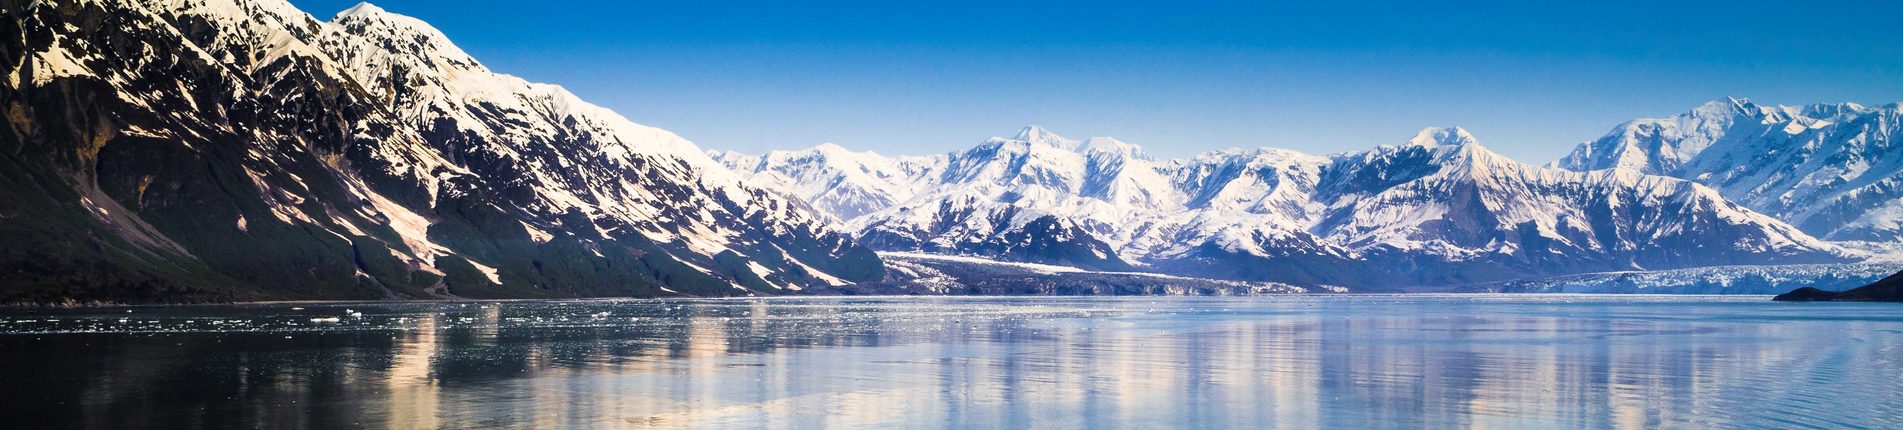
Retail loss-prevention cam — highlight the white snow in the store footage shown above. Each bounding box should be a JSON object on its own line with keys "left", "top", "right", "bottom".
{"left": 739, "top": 123, "right": 1851, "bottom": 276}
{"left": 521, "top": 221, "right": 554, "bottom": 244}
{"left": 465, "top": 258, "right": 502, "bottom": 285}
{"left": 1554, "top": 98, "right": 1903, "bottom": 241}
{"left": 365, "top": 189, "right": 446, "bottom": 262}
{"left": 28, "top": 34, "right": 94, "bottom": 85}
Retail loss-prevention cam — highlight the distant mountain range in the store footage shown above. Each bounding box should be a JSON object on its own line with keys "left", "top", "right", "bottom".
{"left": 720, "top": 122, "right": 1881, "bottom": 288}
{"left": 2, "top": 0, "right": 1896, "bottom": 303}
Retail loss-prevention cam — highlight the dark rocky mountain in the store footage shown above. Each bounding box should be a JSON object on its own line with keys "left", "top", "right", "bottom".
{"left": 1774, "top": 270, "right": 1903, "bottom": 302}
{"left": 0, "top": 0, "right": 880, "bottom": 304}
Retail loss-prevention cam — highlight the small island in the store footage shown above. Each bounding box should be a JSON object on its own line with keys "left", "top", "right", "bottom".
{"left": 1775, "top": 270, "right": 1903, "bottom": 302}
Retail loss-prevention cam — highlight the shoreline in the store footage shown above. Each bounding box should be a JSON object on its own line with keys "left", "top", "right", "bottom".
{"left": 1, "top": 292, "right": 1794, "bottom": 310}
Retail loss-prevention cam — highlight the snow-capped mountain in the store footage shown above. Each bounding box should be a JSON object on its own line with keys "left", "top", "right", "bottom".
{"left": 0, "top": 0, "right": 881, "bottom": 303}
{"left": 1305, "top": 128, "right": 1840, "bottom": 284}
{"left": 720, "top": 126, "right": 1163, "bottom": 271}
{"left": 847, "top": 126, "right": 1188, "bottom": 271}
{"left": 1554, "top": 98, "right": 1903, "bottom": 241}
{"left": 709, "top": 144, "right": 942, "bottom": 222}
{"left": 3, "top": 0, "right": 1877, "bottom": 301}
{"left": 726, "top": 126, "right": 1848, "bottom": 288}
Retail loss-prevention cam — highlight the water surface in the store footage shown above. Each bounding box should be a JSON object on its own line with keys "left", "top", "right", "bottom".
{"left": 3, "top": 295, "right": 1900, "bottom": 428}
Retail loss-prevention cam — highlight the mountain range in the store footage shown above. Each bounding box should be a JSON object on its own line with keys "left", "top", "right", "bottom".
{"left": 3, "top": 0, "right": 1896, "bottom": 303}
{"left": 719, "top": 122, "right": 1874, "bottom": 288}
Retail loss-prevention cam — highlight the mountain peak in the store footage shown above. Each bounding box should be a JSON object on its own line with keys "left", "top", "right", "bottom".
{"left": 1406, "top": 127, "right": 1478, "bottom": 148}
{"left": 1011, "top": 124, "right": 1080, "bottom": 146}
{"left": 1013, "top": 125, "right": 1066, "bottom": 142}
{"left": 1078, "top": 136, "right": 1144, "bottom": 157}
{"left": 1799, "top": 101, "right": 1883, "bottom": 120}
{"left": 1691, "top": 97, "right": 1760, "bottom": 118}
{"left": 335, "top": 2, "right": 386, "bottom": 19}
{"left": 325, "top": 2, "right": 483, "bottom": 71}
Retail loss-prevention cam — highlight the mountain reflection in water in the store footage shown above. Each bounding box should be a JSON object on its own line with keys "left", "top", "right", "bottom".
{"left": 2, "top": 296, "right": 1899, "bottom": 428}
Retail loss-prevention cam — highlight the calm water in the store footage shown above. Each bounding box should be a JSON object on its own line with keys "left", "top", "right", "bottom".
{"left": 2, "top": 295, "right": 1900, "bottom": 429}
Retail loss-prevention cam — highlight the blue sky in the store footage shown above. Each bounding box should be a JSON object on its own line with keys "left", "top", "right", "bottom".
{"left": 291, "top": 0, "right": 1903, "bottom": 161}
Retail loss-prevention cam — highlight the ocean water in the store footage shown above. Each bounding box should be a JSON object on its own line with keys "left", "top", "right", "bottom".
{"left": 2, "top": 295, "right": 1899, "bottom": 429}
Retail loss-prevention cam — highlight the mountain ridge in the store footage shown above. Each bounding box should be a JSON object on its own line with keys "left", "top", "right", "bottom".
{"left": 1553, "top": 97, "right": 1903, "bottom": 241}
{"left": 2, "top": 0, "right": 1888, "bottom": 303}
{"left": 723, "top": 119, "right": 1858, "bottom": 288}
{"left": 1, "top": 0, "right": 882, "bottom": 303}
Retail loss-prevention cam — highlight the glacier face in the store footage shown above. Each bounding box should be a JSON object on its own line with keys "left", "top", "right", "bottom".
{"left": 0, "top": 0, "right": 881, "bottom": 302}
{"left": 1554, "top": 98, "right": 1903, "bottom": 242}
{"left": 726, "top": 125, "right": 1853, "bottom": 288}
{"left": 1462, "top": 263, "right": 1903, "bottom": 295}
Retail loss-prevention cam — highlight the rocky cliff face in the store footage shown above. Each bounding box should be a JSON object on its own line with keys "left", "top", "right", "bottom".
{"left": 0, "top": 0, "right": 881, "bottom": 303}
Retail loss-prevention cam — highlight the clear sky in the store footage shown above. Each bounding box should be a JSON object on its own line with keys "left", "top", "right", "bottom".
{"left": 289, "top": 0, "right": 1903, "bottom": 162}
